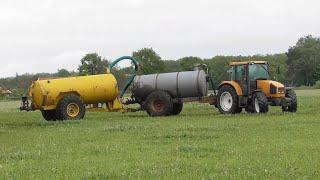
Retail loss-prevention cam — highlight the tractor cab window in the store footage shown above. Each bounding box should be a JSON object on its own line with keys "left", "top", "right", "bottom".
{"left": 248, "top": 64, "right": 269, "bottom": 81}
{"left": 228, "top": 68, "right": 235, "bottom": 80}
{"left": 233, "top": 65, "right": 249, "bottom": 95}
{"left": 235, "top": 65, "right": 247, "bottom": 83}
{"left": 229, "top": 66, "right": 246, "bottom": 82}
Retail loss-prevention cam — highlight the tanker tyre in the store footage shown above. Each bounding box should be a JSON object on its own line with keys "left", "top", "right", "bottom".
{"left": 145, "top": 91, "right": 173, "bottom": 117}
{"left": 282, "top": 89, "right": 297, "bottom": 112}
{"left": 56, "top": 95, "right": 86, "bottom": 120}
{"left": 41, "top": 110, "right": 57, "bottom": 121}
{"left": 171, "top": 102, "right": 183, "bottom": 115}
{"left": 217, "top": 85, "right": 239, "bottom": 114}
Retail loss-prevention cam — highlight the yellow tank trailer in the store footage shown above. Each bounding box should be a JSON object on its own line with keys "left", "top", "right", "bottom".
{"left": 20, "top": 56, "right": 139, "bottom": 121}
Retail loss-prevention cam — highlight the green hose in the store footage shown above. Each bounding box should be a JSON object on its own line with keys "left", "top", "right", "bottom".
{"left": 109, "top": 56, "right": 139, "bottom": 98}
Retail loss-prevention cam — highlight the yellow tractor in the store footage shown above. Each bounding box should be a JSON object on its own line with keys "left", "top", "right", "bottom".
{"left": 216, "top": 61, "right": 297, "bottom": 114}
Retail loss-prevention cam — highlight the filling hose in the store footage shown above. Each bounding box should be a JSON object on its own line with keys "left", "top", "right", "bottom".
{"left": 109, "top": 56, "right": 139, "bottom": 98}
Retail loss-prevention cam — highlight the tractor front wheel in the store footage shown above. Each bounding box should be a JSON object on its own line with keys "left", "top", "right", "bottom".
{"left": 282, "top": 89, "right": 297, "bottom": 112}
{"left": 251, "top": 91, "right": 269, "bottom": 113}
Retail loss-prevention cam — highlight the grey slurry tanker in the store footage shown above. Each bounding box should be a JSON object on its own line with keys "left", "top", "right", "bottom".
{"left": 124, "top": 69, "right": 216, "bottom": 116}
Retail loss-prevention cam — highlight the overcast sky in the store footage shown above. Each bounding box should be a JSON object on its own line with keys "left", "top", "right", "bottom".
{"left": 0, "top": 0, "right": 319, "bottom": 77}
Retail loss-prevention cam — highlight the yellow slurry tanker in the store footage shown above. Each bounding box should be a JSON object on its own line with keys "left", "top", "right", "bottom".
{"left": 20, "top": 56, "right": 297, "bottom": 121}
{"left": 22, "top": 74, "right": 123, "bottom": 120}
{"left": 20, "top": 56, "right": 138, "bottom": 121}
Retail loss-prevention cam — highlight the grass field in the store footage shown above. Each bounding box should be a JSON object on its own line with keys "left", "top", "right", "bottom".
{"left": 1, "top": 89, "right": 320, "bottom": 179}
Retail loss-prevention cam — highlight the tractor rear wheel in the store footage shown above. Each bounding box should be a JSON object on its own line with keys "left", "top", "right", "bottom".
{"left": 145, "top": 91, "right": 173, "bottom": 117}
{"left": 171, "top": 102, "right": 183, "bottom": 115}
{"left": 252, "top": 91, "right": 269, "bottom": 113}
{"left": 56, "top": 94, "right": 85, "bottom": 120}
{"left": 282, "top": 89, "right": 297, "bottom": 112}
{"left": 217, "top": 85, "right": 239, "bottom": 114}
{"left": 41, "top": 110, "right": 57, "bottom": 121}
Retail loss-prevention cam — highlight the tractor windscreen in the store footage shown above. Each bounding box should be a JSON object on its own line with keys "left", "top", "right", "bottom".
{"left": 249, "top": 64, "right": 270, "bottom": 81}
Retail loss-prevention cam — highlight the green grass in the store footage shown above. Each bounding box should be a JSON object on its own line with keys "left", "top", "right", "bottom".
{"left": 1, "top": 90, "right": 320, "bottom": 179}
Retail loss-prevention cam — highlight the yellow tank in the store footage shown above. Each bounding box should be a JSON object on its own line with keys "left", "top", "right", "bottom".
{"left": 30, "top": 74, "right": 121, "bottom": 111}
{"left": 19, "top": 56, "right": 139, "bottom": 121}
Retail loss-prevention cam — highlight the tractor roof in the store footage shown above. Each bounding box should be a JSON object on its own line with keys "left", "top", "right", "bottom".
{"left": 229, "top": 61, "right": 268, "bottom": 66}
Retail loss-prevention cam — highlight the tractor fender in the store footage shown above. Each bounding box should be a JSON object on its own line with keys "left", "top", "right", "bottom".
{"left": 219, "top": 81, "right": 243, "bottom": 96}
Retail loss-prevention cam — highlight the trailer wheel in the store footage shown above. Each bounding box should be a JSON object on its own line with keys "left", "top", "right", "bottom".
{"left": 171, "top": 102, "right": 183, "bottom": 115}
{"left": 41, "top": 110, "right": 57, "bottom": 121}
{"left": 217, "top": 85, "right": 239, "bottom": 114}
{"left": 282, "top": 89, "right": 297, "bottom": 112}
{"left": 252, "top": 91, "right": 269, "bottom": 113}
{"left": 56, "top": 94, "right": 85, "bottom": 120}
{"left": 145, "top": 91, "right": 173, "bottom": 117}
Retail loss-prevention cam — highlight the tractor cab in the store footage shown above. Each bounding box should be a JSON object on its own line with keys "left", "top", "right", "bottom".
{"left": 228, "top": 61, "right": 271, "bottom": 96}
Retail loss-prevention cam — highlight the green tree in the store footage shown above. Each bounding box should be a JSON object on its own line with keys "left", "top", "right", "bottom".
{"left": 286, "top": 35, "right": 320, "bottom": 86}
{"left": 132, "top": 48, "right": 164, "bottom": 74}
{"left": 163, "top": 60, "right": 182, "bottom": 72}
{"left": 78, "top": 53, "right": 109, "bottom": 75}
{"left": 57, "top": 69, "right": 71, "bottom": 77}
{"left": 177, "top": 56, "right": 203, "bottom": 71}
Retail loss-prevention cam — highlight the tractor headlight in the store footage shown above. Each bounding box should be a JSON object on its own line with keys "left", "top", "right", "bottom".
{"left": 278, "top": 87, "right": 285, "bottom": 94}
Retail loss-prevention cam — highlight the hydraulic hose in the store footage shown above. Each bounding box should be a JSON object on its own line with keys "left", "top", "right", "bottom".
{"left": 109, "top": 56, "right": 139, "bottom": 98}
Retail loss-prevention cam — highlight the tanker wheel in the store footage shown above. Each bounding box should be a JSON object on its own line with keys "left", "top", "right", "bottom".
{"left": 145, "top": 91, "right": 173, "bottom": 117}
{"left": 217, "top": 85, "right": 239, "bottom": 114}
{"left": 171, "top": 102, "right": 183, "bottom": 115}
{"left": 41, "top": 110, "right": 57, "bottom": 121}
{"left": 56, "top": 94, "right": 85, "bottom": 120}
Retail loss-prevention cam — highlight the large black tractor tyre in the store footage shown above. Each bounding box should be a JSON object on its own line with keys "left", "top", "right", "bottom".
{"left": 235, "top": 107, "right": 243, "bottom": 114}
{"left": 217, "top": 85, "right": 239, "bottom": 114}
{"left": 145, "top": 91, "right": 173, "bottom": 117}
{"left": 171, "top": 102, "right": 183, "bottom": 115}
{"left": 245, "top": 101, "right": 255, "bottom": 113}
{"left": 41, "top": 110, "right": 57, "bottom": 121}
{"left": 251, "top": 91, "right": 269, "bottom": 113}
{"left": 282, "top": 89, "right": 297, "bottom": 112}
{"left": 56, "top": 94, "right": 86, "bottom": 120}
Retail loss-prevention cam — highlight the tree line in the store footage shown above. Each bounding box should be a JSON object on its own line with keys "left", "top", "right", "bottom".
{"left": 1, "top": 35, "right": 319, "bottom": 98}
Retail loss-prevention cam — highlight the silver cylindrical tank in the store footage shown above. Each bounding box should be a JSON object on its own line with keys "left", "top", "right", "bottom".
{"left": 132, "top": 70, "right": 208, "bottom": 100}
